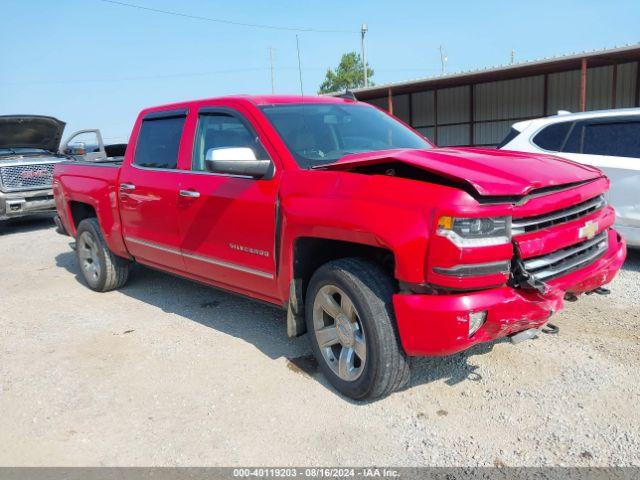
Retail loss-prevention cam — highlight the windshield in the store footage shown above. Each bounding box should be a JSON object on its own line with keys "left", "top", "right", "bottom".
{"left": 260, "top": 103, "right": 431, "bottom": 168}
{"left": 0, "top": 147, "right": 51, "bottom": 157}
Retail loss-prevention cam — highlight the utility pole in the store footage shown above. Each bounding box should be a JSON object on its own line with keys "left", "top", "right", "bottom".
{"left": 269, "top": 47, "right": 275, "bottom": 94}
{"left": 439, "top": 45, "right": 447, "bottom": 75}
{"left": 510, "top": 49, "right": 515, "bottom": 65}
{"left": 361, "top": 23, "right": 368, "bottom": 87}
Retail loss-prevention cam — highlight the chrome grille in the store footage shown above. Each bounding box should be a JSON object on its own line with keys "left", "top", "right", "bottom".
{"left": 512, "top": 195, "right": 606, "bottom": 236}
{"left": 0, "top": 163, "right": 55, "bottom": 191}
{"left": 522, "top": 231, "right": 608, "bottom": 281}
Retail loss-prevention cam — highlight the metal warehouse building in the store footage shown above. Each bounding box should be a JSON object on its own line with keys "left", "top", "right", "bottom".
{"left": 352, "top": 44, "right": 640, "bottom": 147}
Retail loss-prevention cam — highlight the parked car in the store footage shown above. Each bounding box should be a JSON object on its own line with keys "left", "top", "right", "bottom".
{"left": 0, "top": 115, "right": 67, "bottom": 221}
{"left": 498, "top": 108, "right": 640, "bottom": 247}
{"left": 53, "top": 95, "right": 626, "bottom": 399}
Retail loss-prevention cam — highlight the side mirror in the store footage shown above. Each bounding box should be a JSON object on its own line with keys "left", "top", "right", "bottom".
{"left": 205, "top": 147, "right": 272, "bottom": 178}
{"left": 66, "top": 142, "right": 86, "bottom": 156}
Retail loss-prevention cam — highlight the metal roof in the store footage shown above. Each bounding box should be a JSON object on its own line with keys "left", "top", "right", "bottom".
{"left": 348, "top": 43, "right": 640, "bottom": 100}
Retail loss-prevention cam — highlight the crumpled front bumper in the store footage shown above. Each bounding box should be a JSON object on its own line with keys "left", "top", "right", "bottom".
{"left": 393, "top": 229, "right": 627, "bottom": 356}
{"left": 0, "top": 188, "right": 56, "bottom": 220}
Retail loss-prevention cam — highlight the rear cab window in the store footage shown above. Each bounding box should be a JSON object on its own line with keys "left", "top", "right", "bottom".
{"left": 133, "top": 112, "right": 186, "bottom": 169}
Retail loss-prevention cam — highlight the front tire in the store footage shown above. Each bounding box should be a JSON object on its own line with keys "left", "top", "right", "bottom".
{"left": 305, "top": 258, "right": 410, "bottom": 400}
{"left": 75, "top": 218, "right": 130, "bottom": 292}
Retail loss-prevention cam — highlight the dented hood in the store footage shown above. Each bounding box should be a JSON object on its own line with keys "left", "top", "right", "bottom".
{"left": 316, "top": 147, "right": 603, "bottom": 197}
{"left": 0, "top": 115, "right": 66, "bottom": 152}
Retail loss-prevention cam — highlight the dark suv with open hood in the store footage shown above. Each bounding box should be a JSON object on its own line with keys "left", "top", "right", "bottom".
{"left": 0, "top": 115, "right": 66, "bottom": 220}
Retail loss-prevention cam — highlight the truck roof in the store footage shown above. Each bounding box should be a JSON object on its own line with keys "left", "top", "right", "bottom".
{"left": 240, "top": 94, "right": 356, "bottom": 105}
{"left": 139, "top": 95, "right": 357, "bottom": 116}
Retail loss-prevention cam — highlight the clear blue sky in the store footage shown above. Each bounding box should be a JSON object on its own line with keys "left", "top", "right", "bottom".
{"left": 1, "top": 0, "right": 638, "bottom": 143}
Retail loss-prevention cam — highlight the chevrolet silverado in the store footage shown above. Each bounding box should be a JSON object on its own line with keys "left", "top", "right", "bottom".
{"left": 53, "top": 95, "right": 626, "bottom": 399}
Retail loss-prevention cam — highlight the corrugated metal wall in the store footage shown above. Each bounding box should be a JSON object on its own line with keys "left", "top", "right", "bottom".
{"left": 616, "top": 62, "right": 638, "bottom": 108}
{"left": 437, "top": 86, "right": 470, "bottom": 124}
{"left": 547, "top": 69, "right": 581, "bottom": 113}
{"left": 392, "top": 94, "right": 411, "bottom": 123}
{"left": 474, "top": 120, "right": 517, "bottom": 146}
{"left": 587, "top": 66, "right": 613, "bottom": 110}
{"left": 475, "top": 75, "right": 545, "bottom": 120}
{"left": 411, "top": 91, "right": 435, "bottom": 126}
{"left": 473, "top": 75, "right": 545, "bottom": 145}
{"left": 364, "top": 60, "right": 639, "bottom": 147}
{"left": 366, "top": 97, "right": 388, "bottom": 110}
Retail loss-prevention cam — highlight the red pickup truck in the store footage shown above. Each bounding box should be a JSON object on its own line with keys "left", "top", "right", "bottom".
{"left": 53, "top": 95, "right": 626, "bottom": 399}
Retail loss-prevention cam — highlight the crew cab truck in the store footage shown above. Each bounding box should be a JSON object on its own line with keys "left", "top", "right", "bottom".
{"left": 53, "top": 95, "right": 626, "bottom": 400}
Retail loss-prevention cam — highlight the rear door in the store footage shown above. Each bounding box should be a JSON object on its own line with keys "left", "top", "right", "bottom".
{"left": 560, "top": 117, "right": 640, "bottom": 231}
{"left": 118, "top": 109, "right": 188, "bottom": 271}
{"left": 177, "top": 106, "right": 280, "bottom": 300}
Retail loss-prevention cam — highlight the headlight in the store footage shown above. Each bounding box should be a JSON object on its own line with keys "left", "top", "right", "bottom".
{"left": 437, "top": 216, "right": 511, "bottom": 247}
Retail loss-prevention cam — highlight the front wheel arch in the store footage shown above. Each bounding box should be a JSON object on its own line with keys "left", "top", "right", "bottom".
{"left": 287, "top": 237, "right": 396, "bottom": 337}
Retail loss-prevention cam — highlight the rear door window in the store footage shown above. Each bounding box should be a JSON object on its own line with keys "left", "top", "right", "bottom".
{"left": 582, "top": 121, "right": 640, "bottom": 158}
{"left": 134, "top": 115, "right": 186, "bottom": 169}
{"left": 532, "top": 122, "right": 572, "bottom": 151}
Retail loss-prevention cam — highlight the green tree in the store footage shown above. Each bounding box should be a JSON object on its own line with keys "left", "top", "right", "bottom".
{"left": 318, "top": 52, "right": 374, "bottom": 94}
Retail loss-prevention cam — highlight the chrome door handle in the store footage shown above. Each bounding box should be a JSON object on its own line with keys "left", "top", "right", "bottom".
{"left": 179, "top": 189, "right": 200, "bottom": 198}
{"left": 120, "top": 183, "right": 135, "bottom": 191}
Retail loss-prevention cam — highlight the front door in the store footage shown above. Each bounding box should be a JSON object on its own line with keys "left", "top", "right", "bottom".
{"left": 177, "top": 108, "right": 280, "bottom": 300}
{"left": 119, "top": 110, "right": 188, "bottom": 271}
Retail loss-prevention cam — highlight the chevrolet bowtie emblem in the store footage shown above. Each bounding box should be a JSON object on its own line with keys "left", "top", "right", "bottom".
{"left": 579, "top": 220, "right": 598, "bottom": 240}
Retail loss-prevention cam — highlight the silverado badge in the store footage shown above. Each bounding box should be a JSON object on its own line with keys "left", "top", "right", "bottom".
{"left": 579, "top": 220, "right": 598, "bottom": 240}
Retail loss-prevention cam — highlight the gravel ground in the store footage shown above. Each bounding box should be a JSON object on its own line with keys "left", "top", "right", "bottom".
{"left": 1, "top": 216, "right": 639, "bottom": 466}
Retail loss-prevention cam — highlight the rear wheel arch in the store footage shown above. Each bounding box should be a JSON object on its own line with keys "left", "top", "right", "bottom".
{"left": 68, "top": 201, "right": 97, "bottom": 232}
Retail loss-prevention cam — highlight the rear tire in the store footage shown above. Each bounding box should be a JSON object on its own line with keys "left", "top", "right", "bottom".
{"left": 305, "top": 257, "right": 410, "bottom": 400}
{"left": 75, "top": 218, "right": 130, "bottom": 292}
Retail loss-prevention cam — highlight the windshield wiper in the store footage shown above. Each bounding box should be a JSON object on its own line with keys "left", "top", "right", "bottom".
{"left": 311, "top": 151, "right": 357, "bottom": 169}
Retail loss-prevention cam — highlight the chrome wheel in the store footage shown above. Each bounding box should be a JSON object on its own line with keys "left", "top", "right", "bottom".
{"left": 312, "top": 285, "right": 366, "bottom": 382}
{"left": 78, "top": 231, "right": 101, "bottom": 281}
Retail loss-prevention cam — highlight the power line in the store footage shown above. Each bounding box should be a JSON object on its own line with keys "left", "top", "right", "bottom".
{"left": 3, "top": 65, "right": 440, "bottom": 87}
{"left": 0, "top": 67, "right": 272, "bottom": 86}
{"left": 98, "top": 0, "right": 356, "bottom": 34}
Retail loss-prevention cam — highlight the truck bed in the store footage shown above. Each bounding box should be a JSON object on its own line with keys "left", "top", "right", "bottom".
{"left": 53, "top": 160, "right": 127, "bottom": 258}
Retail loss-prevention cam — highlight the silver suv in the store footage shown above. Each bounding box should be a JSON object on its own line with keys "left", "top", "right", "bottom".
{"left": 0, "top": 115, "right": 66, "bottom": 221}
